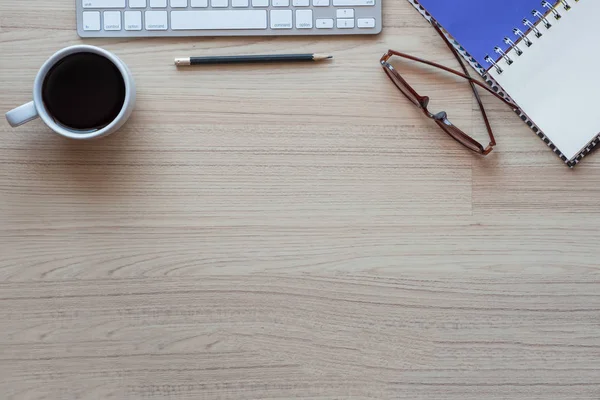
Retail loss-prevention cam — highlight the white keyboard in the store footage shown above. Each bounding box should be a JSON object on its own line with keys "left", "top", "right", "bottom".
{"left": 77, "top": 0, "right": 381, "bottom": 37}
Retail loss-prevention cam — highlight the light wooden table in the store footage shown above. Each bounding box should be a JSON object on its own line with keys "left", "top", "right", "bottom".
{"left": 1, "top": 2, "right": 599, "bottom": 399}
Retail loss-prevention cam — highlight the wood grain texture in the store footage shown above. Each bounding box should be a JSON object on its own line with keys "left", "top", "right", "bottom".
{"left": 1, "top": 1, "right": 599, "bottom": 399}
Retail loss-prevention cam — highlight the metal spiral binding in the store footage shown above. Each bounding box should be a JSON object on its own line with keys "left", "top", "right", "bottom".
{"left": 485, "top": 0, "right": 577, "bottom": 74}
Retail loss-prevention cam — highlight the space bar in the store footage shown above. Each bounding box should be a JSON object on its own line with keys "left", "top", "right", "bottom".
{"left": 171, "top": 10, "right": 267, "bottom": 30}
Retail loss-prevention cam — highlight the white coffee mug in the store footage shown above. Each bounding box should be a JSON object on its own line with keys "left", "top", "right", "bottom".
{"left": 5, "top": 45, "right": 136, "bottom": 140}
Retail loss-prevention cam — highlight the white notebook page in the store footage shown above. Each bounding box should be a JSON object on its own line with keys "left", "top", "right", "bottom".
{"left": 488, "top": 0, "right": 600, "bottom": 160}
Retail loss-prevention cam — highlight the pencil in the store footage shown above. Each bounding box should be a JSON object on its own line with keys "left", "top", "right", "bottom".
{"left": 174, "top": 54, "right": 333, "bottom": 66}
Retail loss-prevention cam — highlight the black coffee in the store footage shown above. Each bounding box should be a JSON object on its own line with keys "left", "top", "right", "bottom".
{"left": 42, "top": 52, "right": 126, "bottom": 131}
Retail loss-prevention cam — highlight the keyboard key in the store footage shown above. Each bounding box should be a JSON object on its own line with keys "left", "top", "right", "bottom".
{"left": 252, "top": 0, "right": 269, "bottom": 5}
{"left": 270, "top": 10, "right": 292, "bottom": 29}
{"left": 333, "top": 0, "right": 374, "bottom": 5}
{"left": 211, "top": 0, "right": 228, "bottom": 6}
{"left": 129, "top": 0, "right": 147, "bottom": 7}
{"left": 191, "top": 0, "right": 208, "bottom": 6}
{"left": 313, "top": 0, "right": 329, "bottom": 5}
{"left": 232, "top": 0, "right": 249, "bottom": 7}
{"left": 171, "top": 10, "right": 267, "bottom": 29}
{"left": 150, "top": 0, "right": 167, "bottom": 7}
{"left": 337, "top": 18, "right": 354, "bottom": 28}
{"left": 315, "top": 18, "right": 333, "bottom": 28}
{"left": 104, "top": 11, "right": 122, "bottom": 30}
{"left": 336, "top": 8, "right": 354, "bottom": 18}
{"left": 124, "top": 11, "right": 142, "bottom": 30}
{"left": 296, "top": 9, "right": 312, "bottom": 28}
{"left": 170, "top": 0, "right": 187, "bottom": 7}
{"left": 357, "top": 17, "right": 375, "bottom": 28}
{"left": 82, "top": 11, "right": 101, "bottom": 30}
{"left": 83, "top": 0, "right": 125, "bottom": 7}
{"left": 272, "top": 0, "right": 289, "bottom": 6}
{"left": 293, "top": 0, "right": 309, "bottom": 5}
{"left": 145, "top": 10, "right": 168, "bottom": 29}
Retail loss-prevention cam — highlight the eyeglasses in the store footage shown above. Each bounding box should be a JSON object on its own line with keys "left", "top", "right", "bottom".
{"left": 380, "top": 19, "right": 518, "bottom": 155}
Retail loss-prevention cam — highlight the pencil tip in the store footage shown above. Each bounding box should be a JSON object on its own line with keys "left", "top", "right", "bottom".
{"left": 313, "top": 54, "right": 334, "bottom": 61}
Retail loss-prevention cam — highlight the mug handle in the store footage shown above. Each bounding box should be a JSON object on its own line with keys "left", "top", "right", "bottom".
{"left": 6, "top": 101, "right": 39, "bottom": 128}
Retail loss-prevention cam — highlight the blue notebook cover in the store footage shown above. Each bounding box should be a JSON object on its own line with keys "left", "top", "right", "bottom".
{"left": 416, "top": 0, "right": 546, "bottom": 69}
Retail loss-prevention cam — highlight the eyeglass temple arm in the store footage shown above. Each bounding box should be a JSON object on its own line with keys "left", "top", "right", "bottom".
{"left": 382, "top": 50, "right": 516, "bottom": 110}
{"left": 432, "top": 20, "right": 501, "bottom": 148}
{"left": 430, "top": 18, "right": 519, "bottom": 116}
{"left": 438, "top": 27, "right": 498, "bottom": 148}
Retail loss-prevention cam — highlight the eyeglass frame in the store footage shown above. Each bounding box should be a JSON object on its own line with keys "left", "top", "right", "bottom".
{"left": 380, "top": 18, "right": 519, "bottom": 155}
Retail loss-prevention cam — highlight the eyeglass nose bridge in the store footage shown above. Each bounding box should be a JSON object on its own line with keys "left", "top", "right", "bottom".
{"left": 419, "top": 96, "right": 430, "bottom": 109}
{"left": 432, "top": 110, "right": 449, "bottom": 121}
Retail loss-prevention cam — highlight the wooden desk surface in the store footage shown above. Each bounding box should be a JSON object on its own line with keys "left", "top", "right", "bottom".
{"left": 1, "top": 1, "right": 599, "bottom": 399}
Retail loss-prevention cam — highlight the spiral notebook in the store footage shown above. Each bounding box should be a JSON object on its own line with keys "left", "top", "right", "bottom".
{"left": 408, "top": 0, "right": 600, "bottom": 167}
